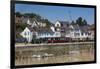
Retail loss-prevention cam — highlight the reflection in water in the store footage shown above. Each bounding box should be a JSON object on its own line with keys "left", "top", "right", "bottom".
{"left": 15, "top": 42, "right": 94, "bottom": 65}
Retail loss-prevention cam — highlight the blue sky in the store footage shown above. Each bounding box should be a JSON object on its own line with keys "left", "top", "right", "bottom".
{"left": 15, "top": 4, "right": 95, "bottom": 24}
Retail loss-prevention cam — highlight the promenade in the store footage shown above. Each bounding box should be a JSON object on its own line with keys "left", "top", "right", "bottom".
{"left": 15, "top": 42, "right": 94, "bottom": 47}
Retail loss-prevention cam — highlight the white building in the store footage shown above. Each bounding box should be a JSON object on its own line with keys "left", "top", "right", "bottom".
{"left": 55, "top": 21, "right": 70, "bottom": 37}
{"left": 20, "top": 27, "right": 33, "bottom": 42}
{"left": 32, "top": 26, "right": 61, "bottom": 39}
{"left": 69, "top": 24, "right": 81, "bottom": 39}
{"left": 19, "top": 20, "right": 94, "bottom": 43}
{"left": 36, "top": 31, "right": 54, "bottom": 39}
{"left": 27, "top": 18, "right": 46, "bottom": 27}
{"left": 54, "top": 20, "right": 93, "bottom": 40}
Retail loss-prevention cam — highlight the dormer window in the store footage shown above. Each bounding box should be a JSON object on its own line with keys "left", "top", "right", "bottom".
{"left": 57, "top": 24, "right": 60, "bottom": 27}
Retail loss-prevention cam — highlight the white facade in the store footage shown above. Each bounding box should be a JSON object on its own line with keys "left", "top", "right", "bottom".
{"left": 31, "top": 21, "right": 38, "bottom": 27}
{"left": 27, "top": 19, "right": 46, "bottom": 27}
{"left": 70, "top": 29, "right": 92, "bottom": 39}
{"left": 20, "top": 27, "right": 33, "bottom": 42}
{"left": 35, "top": 31, "right": 61, "bottom": 39}
{"left": 53, "top": 32, "right": 61, "bottom": 37}
{"left": 54, "top": 21, "right": 93, "bottom": 40}
{"left": 86, "top": 30, "right": 94, "bottom": 40}
{"left": 68, "top": 24, "right": 90, "bottom": 39}
{"left": 35, "top": 32, "right": 54, "bottom": 39}
{"left": 71, "top": 30, "right": 81, "bottom": 38}
{"left": 38, "top": 22, "right": 46, "bottom": 27}
{"left": 55, "top": 21, "right": 61, "bottom": 27}
{"left": 27, "top": 19, "right": 32, "bottom": 25}
{"left": 65, "top": 31, "right": 71, "bottom": 37}
{"left": 50, "top": 26, "right": 55, "bottom": 32}
{"left": 36, "top": 31, "right": 61, "bottom": 38}
{"left": 20, "top": 19, "right": 94, "bottom": 43}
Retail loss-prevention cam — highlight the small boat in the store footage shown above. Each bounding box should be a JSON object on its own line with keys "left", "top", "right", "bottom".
{"left": 32, "top": 53, "right": 54, "bottom": 58}
{"left": 69, "top": 51, "right": 80, "bottom": 55}
{"left": 32, "top": 55, "right": 41, "bottom": 58}
{"left": 44, "top": 53, "right": 54, "bottom": 57}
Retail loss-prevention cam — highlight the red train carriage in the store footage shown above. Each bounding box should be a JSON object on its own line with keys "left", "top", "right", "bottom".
{"left": 36, "top": 37, "right": 93, "bottom": 44}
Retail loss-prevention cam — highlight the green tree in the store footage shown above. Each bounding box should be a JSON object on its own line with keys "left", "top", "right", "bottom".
{"left": 83, "top": 19, "right": 87, "bottom": 25}
{"left": 15, "top": 12, "right": 52, "bottom": 28}
{"left": 76, "top": 17, "right": 83, "bottom": 26}
{"left": 71, "top": 20, "right": 75, "bottom": 25}
{"left": 15, "top": 12, "right": 22, "bottom": 17}
{"left": 15, "top": 23, "right": 27, "bottom": 32}
{"left": 23, "top": 13, "right": 42, "bottom": 20}
{"left": 76, "top": 17, "right": 87, "bottom": 26}
{"left": 42, "top": 19, "right": 51, "bottom": 27}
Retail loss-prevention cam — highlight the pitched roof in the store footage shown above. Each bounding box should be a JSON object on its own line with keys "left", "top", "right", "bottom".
{"left": 34, "top": 27, "right": 54, "bottom": 34}
{"left": 71, "top": 24, "right": 79, "bottom": 30}
{"left": 26, "top": 26, "right": 35, "bottom": 32}
{"left": 58, "top": 21, "right": 69, "bottom": 24}
{"left": 79, "top": 25, "right": 90, "bottom": 33}
{"left": 58, "top": 21, "right": 69, "bottom": 28}
{"left": 28, "top": 18, "right": 37, "bottom": 23}
{"left": 21, "top": 17, "right": 28, "bottom": 23}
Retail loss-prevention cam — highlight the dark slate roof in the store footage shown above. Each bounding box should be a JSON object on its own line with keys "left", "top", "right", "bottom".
{"left": 27, "top": 26, "right": 35, "bottom": 32}
{"left": 34, "top": 27, "right": 54, "bottom": 34}
{"left": 58, "top": 21, "right": 69, "bottom": 24}
{"left": 71, "top": 24, "right": 79, "bottom": 30}
{"left": 79, "top": 25, "right": 90, "bottom": 33}
{"left": 28, "top": 18, "right": 37, "bottom": 23}
{"left": 58, "top": 21, "right": 69, "bottom": 28}
{"left": 22, "top": 17, "right": 39, "bottom": 24}
{"left": 50, "top": 23, "right": 55, "bottom": 26}
{"left": 21, "top": 17, "right": 28, "bottom": 23}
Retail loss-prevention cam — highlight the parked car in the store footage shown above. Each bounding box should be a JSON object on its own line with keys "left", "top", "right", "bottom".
{"left": 15, "top": 38, "right": 26, "bottom": 43}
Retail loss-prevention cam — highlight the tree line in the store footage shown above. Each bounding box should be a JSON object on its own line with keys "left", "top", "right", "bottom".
{"left": 71, "top": 17, "right": 88, "bottom": 26}
{"left": 15, "top": 12, "right": 52, "bottom": 27}
{"left": 15, "top": 12, "right": 89, "bottom": 26}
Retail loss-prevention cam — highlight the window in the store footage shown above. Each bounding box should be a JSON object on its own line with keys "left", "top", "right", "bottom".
{"left": 40, "top": 33, "right": 42, "bottom": 36}
{"left": 55, "top": 38, "right": 58, "bottom": 40}
{"left": 86, "top": 33, "right": 88, "bottom": 35}
{"left": 51, "top": 38, "right": 53, "bottom": 40}
{"left": 74, "top": 33, "right": 80, "bottom": 36}
{"left": 38, "top": 33, "right": 40, "bottom": 36}
{"left": 46, "top": 33, "right": 48, "bottom": 36}
{"left": 88, "top": 32, "right": 91, "bottom": 35}
{"left": 24, "top": 32, "right": 26, "bottom": 36}
{"left": 81, "top": 33, "right": 83, "bottom": 35}
{"left": 48, "top": 38, "right": 51, "bottom": 40}
{"left": 60, "top": 38, "right": 65, "bottom": 40}
{"left": 57, "top": 24, "right": 60, "bottom": 27}
{"left": 28, "top": 32, "right": 30, "bottom": 35}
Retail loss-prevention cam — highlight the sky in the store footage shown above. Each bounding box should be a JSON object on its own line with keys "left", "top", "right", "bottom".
{"left": 15, "top": 4, "right": 95, "bottom": 24}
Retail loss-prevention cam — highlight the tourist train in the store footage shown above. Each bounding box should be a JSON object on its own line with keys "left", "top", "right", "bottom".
{"left": 31, "top": 37, "right": 94, "bottom": 44}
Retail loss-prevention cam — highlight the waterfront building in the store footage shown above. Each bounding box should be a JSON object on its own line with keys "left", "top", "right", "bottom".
{"left": 19, "top": 18, "right": 94, "bottom": 43}
{"left": 20, "top": 27, "right": 33, "bottom": 42}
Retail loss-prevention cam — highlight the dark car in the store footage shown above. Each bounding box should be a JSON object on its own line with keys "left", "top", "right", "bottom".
{"left": 15, "top": 38, "right": 26, "bottom": 43}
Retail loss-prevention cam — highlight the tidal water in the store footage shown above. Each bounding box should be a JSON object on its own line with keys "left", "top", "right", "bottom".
{"left": 15, "top": 42, "right": 95, "bottom": 66}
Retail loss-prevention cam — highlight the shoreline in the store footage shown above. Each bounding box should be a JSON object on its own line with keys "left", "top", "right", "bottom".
{"left": 15, "top": 41, "right": 94, "bottom": 47}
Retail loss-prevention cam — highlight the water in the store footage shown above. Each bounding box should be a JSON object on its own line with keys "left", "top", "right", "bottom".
{"left": 15, "top": 42, "right": 95, "bottom": 66}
